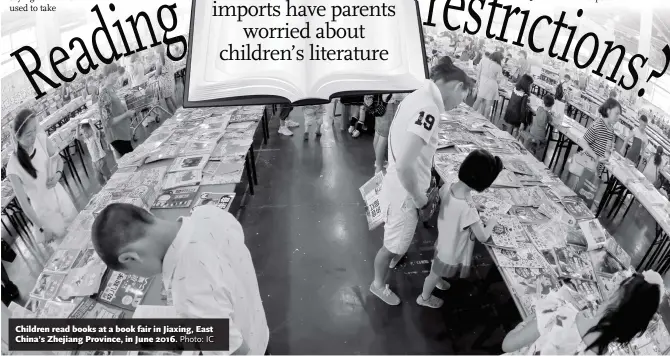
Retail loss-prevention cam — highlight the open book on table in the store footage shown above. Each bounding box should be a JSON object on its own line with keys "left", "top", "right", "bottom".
{"left": 184, "top": 0, "right": 428, "bottom": 107}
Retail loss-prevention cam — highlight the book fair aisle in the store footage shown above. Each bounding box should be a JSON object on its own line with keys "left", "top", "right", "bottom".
{"left": 3, "top": 3, "right": 670, "bottom": 356}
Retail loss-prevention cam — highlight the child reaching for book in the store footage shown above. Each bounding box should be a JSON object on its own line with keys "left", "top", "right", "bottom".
{"left": 76, "top": 120, "right": 110, "bottom": 185}
{"left": 303, "top": 105, "right": 326, "bottom": 140}
{"left": 417, "top": 149, "right": 503, "bottom": 308}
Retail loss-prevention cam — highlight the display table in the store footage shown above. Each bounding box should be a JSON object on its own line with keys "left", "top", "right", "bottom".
{"left": 432, "top": 102, "right": 670, "bottom": 354}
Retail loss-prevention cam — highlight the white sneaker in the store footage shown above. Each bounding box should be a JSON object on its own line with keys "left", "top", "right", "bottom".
{"left": 389, "top": 254, "right": 404, "bottom": 269}
{"left": 417, "top": 294, "right": 444, "bottom": 308}
{"left": 352, "top": 129, "right": 361, "bottom": 138}
{"left": 348, "top": 126, "right": 355, "bottom": 134}
{"left": 370, "top": 283, "right": 401, "bottom": 306}
{"left": 286, "top": 119, "right": 300, "bottom": 128}
{"left": 278, "top": 126, "right": 293, "bottom": 136}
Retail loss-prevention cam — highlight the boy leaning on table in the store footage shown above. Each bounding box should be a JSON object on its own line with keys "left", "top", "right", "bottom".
{"left": 91, "top": 203, "right": 270, "bottom": 355}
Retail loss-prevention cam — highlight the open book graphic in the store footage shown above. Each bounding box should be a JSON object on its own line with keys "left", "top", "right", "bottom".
{"left": 184, "top": 0, "right": 428, "bottom": 107}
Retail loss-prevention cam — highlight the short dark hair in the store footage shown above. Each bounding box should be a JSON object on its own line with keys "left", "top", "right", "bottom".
{"left": 609, "top": 89, "right": 617, "bottom": 98}
{"left": 640, "top": 114, "right": 648, "bottom": 123}
{"left": 564, "top": 74, "right": 571, "bottom": 80}
{"left": 458, "top": 149, "right": 504, "bottom": 192}
{"left": 430, "top": 56, "right": 474, "bottom": 91}
{"left": 598, "top": 98, "right": 622, "bottom": 118}
{"left": 543, "top": 94, "right": 555, "bottom": 108}
{"left": 515, "top": 74, "right": 534, "bottom": 94}
{"left": 489, "top": 51, "right": 504, "bottom": 65}
{"left": 519, "top": 50, "right": 527, "bottom": 58}
{"left": 91, "top": 203, "right": 155, "bottom": 270}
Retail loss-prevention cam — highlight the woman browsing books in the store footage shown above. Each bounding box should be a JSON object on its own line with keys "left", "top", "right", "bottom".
{"left": 99, "top": 63, "right": 136, "bottom": 157}
{"left": 6, "top": 109, "right": 78, "bottom": 245}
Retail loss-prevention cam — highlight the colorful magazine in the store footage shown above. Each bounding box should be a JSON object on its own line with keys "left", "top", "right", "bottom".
{"left": 554, "top": 245, "right": 597, "bottom": 281}
{"left": 560, "top": 196, "right": 594, "bottom": 220}
{"left": 144, "top": 143, "right": 182, "bottom": 163}
{"left": 491, "top": 170, "right": 522, "bottom": 188}
{"left": 504, "top": 266, "right": 560, "bottom": 317}
{"left": 97, "top": 270, "right": 152, "bottom": 311}
{"left": 192, "top": 192, "right": 236, "bottom": 212}
{"left": 589, "top": 249, "right": 625, "bottom": 276}
{"left": 491, "top": 242, "right": 545, "bottom": 268}
{"left": 168, "top": 154, "right": 211, "bottom": 173}
{"left": 59, "top": 229, "right": 92, "bottom": 250}
{"left": 190, "top": 129, "right": 225, "bottom": 143}
{"left": 180, "top": 140, "right": 218, "bottom": 156}
{"left": 58, "top": 264, "right": 108, "bottom": 298}
{"left": 30, "top": 272, "right": 66, "bottom": 300}
{"left": 539, "top": 186, "right": 562, "bottom": 204}
{"left": 486, "top": 215, "right": 523, "bottom": 249}
{"left": 560, "top": 278, "right": 603, "bottom": 315}
{"left": 69, "top": 297, "right": 126, "bottom": 319}
{"left": 503, "top": 157, "right": 535, "bottom": 176}
{"left": 44, "top": 249, "right": 82, "bottom": 273}
{"left": 471, "top": 194, "right": 512, "bottom": 221}
{"left": 565, "top": 225, "right": 588, "bottom": 247}
{"left": 163, "top": 170, "right": 203, "bottom": 190}
{"left": 596, "top": 268, "right": 633, "bottom": 299}
{"left": 201, "top": 159, "right": 245, "bottom": 185}
{"left": 509, "top": 206, "right": 550, "bottom": 224}
{"left": 152, "top": 186, "right": 200, "bottom": 209}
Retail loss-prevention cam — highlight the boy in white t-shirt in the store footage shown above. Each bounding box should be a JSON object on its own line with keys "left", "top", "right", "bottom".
{"left": 370, "top": 58, "right": 473, "bottom": 305}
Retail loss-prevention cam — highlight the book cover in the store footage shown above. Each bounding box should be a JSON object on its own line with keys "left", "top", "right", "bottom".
{"left": 163, "top": 170, "right": 203, "bottom": 190}
{"left": 59, "top": 229, "right": 92, "bottom": 250}
{"left": 509, "top": 206, "right": 550, "bottom": 224}
{"left": 69, "top": 298, "right": 126, "bottom": 319}
{"left": 565, "top": 225, "right": 588, "bottom": 247}
{"left": 578, "top": 219, "right": 607, "bottom": 251}
{"left": 180, "top": 140, "right": 219, "bottom": 156}
{"left": 560, "top": 196, "right": 594, "bottom": 221}
{"left": 524, "top": 224, "right": 558, "bottom": 251}
{"left": 503, "top": 266, "right": 560, "bottom": 317}
{"left": 589, "top": 249, "right": 625, "bottom": 276}
{"left": 539, "top": 186, "right": 563, "bottom": 204}
{"left": 44, "top": 249, "right": 82, "bottom": 273}
{"left": 560, "top": 278, "right": 603, "bottom": 315}
{"left": 491, "top": 242, "right": 545, "bottom": 269}
{"left": 554, "top": 245, "right": 597, "bottom": 281}
{"left": 144, "top": 143, "right": 183, "bottom": 164}
{"left": 359, "top": 171, "right": 385, "bottom": 230}
{"left": 486, "top": 215, "right": 523, "bottom": 249}
{"left": 595, "top": 268, "right": 633, "bottom": 299}
{"left": 471, "top": 194, "right": 512, "bottom": 221}
{"left": 184, "top": 0, "right": 428, "bottom": 107}
{"left": 25, "top": 297, "right": 47, "bottom": 314}
{"left": 72, "top": 248, "right": 105, "bottom": 269}
{"left": 97, "top": 271, "right": 152, "bottom": 311}
{"left": 152, "top": 186, "right": 200, "bottom": 209}
{"left": 168, "top": 154, "right": 211, "bottom": 173}
{"left": 211, "top": 138, "right": 252, "bottom": 161}
{"left": 491, "top": 170, "right": 522, "bottom": 188}
{"left": 191, "top": 129, "right": 225, "bottom": 143}
{"left": 201, "top": 159, "right": 245, "bottom": 185}
{"left": 604, "top": 237, "right": 632, "bottom": 268}
{"left": 37, "top": 298, "right": 83, "bottom": 318}
{"left": 192, "top": 192, "right": 236, "bottom": 212}
{"left": 30, "top": 272, "right": 66, "bottom": 300}
{"left": 503, "top": 158, "right": 535, "bottom": 176}
{"left": 58, "top": 264, "right": 108, "bottom": 299}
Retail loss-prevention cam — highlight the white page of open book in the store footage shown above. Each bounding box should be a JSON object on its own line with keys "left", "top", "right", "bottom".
{"left": 189, "top": 0, "right": 307, "bottom": 101}
{"left": 308, "top": 0, "right": 425, "bottom": 96}
{"left": 188, "top": 0, "right": 425, "bottom": 102}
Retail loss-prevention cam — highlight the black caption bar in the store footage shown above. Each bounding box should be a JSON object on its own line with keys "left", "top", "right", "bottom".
{"left": 9, "top": 319, "right": 229, "bottom": 352}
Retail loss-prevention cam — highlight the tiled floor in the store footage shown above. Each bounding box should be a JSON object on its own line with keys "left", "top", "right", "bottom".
{"left": 2, "top": 102, "right": 668, "bottom": 354}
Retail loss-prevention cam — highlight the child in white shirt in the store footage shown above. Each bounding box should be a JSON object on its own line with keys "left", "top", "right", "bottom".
{"left": 417, "top": 149, "right": 503, "bottom": 308}
{"left": 76, "top": 120, "right": 110, "bottom": 185}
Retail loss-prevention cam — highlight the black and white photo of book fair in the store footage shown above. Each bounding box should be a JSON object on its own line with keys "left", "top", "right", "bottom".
{"left": 2, "top": 0, "right": 670, "bottom": 354}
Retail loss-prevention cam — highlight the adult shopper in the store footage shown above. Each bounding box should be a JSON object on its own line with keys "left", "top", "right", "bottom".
{"left": 91, "top": 203, "right": 269, "bottom": 355}
{"left": 99, "top": 63, "right": 136, "bottom": 157}
{"left": 370, "top": 58, "right": 473, "bottom": 305}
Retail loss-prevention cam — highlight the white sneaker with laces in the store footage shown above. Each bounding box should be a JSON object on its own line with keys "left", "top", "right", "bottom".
{"left": 370, "top": 283, "right": 401, "bottom": 305}
{"left": 278, "top": 126, "right": 293, "bottom": 136}
{"left": 286, "top": 119, "right": 300, "bottom": 128}
{"left": 416, "top": 294, "right": 444, "bottom": 308}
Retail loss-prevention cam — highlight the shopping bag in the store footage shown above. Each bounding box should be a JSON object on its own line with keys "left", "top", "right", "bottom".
{"left": 568, "top": 151, "right": 597, "bottom": 177}
{"left": 359, "top": 171, "right": 385, "bottom": 230}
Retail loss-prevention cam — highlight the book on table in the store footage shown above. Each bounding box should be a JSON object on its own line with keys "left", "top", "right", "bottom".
{"left": 184, "top": 0, "right": 428, "bottom": 107}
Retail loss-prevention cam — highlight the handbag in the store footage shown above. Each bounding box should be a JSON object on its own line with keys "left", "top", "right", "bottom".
{"left": 388, "top": 117, "right": 440, "bottom": 222}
